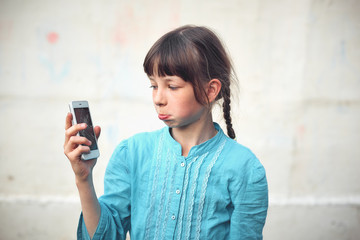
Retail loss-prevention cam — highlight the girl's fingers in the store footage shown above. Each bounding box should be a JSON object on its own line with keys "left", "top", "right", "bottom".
{"left": 66, "top": 145, "right": 90, "bottom": 163}
{"left": 72, "top": 145, "right": 91, "bottom": 159}
{"left": 94, "top": 126, "right": 101, "bottom": 140}
{"left": 69, "top": 135, "right": 92, "bottom": 147}
{"left": 64, "top": 122, "right": 88, "bottom": 145}
{"left": 64, "top": 135, "right": 91, "bottom": 153}
{"left": 65, "top": 112, "right": 73, "bottom": 130}
{"left": 65, "top": 143, "right": 90, "bottom": 162}
{"left": 64, "top": 135, "right": 91, "bottom": 162}
{"left": 64, "top": 113, "right": 73, "bottom": 145}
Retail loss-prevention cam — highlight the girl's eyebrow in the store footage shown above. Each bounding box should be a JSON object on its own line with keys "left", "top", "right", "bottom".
{"left": 164, "top": 77, "right": 175, "bottom": 82}
{"left": 148, "top": 76, "right": 159, "bottom": 82}
{"left": 149, "top": 76, "right": 178, "bottom": 83}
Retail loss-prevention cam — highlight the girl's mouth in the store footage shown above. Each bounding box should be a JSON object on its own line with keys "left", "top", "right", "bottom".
{"left": 158, "top": 114, "right": 170, "bottom": 120}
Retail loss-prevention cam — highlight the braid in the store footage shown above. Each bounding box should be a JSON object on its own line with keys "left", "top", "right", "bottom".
{"left": 222, "top": 85, "right": 236, "bottom": 139}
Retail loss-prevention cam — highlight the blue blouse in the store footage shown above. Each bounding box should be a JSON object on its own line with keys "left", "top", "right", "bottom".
{"left": 78, "top": 123, "right": 268, "bottom": 239}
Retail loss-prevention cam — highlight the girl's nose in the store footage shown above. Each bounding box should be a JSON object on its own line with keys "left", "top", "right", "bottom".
{"left": 153, "top": 89, "right": 166, "bottom": 106}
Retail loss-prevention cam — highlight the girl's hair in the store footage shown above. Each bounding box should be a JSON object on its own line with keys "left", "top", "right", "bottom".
{"left": 143, "top": 25, "right": 237, "bottom": 139}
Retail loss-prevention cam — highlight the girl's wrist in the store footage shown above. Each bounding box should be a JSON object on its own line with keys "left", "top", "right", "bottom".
{"left": 75, "top": 172, "right": 93, "bottom": 187}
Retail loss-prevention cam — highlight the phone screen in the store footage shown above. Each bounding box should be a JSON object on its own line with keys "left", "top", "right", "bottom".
{"left": 74, "top": 107, "right": 98, "bottom": 150}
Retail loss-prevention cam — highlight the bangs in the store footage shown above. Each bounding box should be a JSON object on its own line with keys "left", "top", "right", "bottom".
{"left": 143, "top": 32, "right": 200, "bottom": 82}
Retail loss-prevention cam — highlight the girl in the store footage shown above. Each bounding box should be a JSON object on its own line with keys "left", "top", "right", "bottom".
{"left": 64, "top": 25, "right": 268, "bottom": 240}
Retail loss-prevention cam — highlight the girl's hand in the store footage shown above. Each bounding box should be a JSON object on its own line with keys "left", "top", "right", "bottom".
{"left": 64, "top": 112, "right": 101, "bottom": 182}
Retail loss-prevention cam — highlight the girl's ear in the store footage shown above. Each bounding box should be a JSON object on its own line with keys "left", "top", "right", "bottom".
{"left": 207, "top": 79, "right": 222, "bottom": 103}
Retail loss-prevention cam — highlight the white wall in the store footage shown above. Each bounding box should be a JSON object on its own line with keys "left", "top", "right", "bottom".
{"left": 0, "top": 0, "right": 359, "bottom": 239}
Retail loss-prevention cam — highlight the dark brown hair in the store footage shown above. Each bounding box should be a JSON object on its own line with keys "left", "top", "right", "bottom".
{"left": 143, "top": 25, "right": 237, "bottom": 139}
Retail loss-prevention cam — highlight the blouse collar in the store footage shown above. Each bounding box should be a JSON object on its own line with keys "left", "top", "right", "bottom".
{"left": 163, "top": 122, "right": 227, "bottom": 159}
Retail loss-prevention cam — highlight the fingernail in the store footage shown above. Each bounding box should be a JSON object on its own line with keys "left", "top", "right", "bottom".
{"left": 81, "top": 123, "right": 87, "bottom": 127}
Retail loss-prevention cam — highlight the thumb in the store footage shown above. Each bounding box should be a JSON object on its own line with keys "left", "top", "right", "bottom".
{"left": 94, "top": 126, "right": 101, "bottom": 140}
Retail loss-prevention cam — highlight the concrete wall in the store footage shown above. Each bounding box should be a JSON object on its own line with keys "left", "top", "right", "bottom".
{"left": 1, "top": 0, "right": 359, "bottom": 239}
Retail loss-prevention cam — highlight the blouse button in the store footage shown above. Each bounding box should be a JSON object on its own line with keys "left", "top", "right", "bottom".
{"left": 176, "top": 189, "right": 181, "bottom": 194}
{"left": 180, "top": 162, "right": 185, "bottom": 167}
{"left": 171, "top": 215, "right": 176, "bottom": 220}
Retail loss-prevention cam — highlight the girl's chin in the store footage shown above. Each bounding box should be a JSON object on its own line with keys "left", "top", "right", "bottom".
{"left": 162, "top": 120, "right": 174, "bottom": 126}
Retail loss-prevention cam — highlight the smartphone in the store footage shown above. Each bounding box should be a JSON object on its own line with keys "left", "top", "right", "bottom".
{"left": 69, "top": 101, "right": 100, "bottom": 160}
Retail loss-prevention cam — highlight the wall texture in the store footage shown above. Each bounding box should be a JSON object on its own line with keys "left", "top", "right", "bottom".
{"left": 0, "top": 0, "right": 359, "bottom": 239}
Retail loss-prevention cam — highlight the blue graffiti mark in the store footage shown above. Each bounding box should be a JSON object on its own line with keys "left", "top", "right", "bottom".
{"left": 88, "top": 55, "right": 103, "bottom": 74}
{"left": 101, "top": 53, "right": 134, "bottom": 99}
{"left": 317, "top": 39, "right": 360, "bottom": 86}
{"left": 39, "top": 55, "right": 70, "bottom": 83}
{"left": 336, "top": 104, "right": 348, "bottom": 114}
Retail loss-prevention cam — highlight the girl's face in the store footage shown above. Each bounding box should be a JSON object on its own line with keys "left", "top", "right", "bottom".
{"left": 149, "top": 75, "right": 208, "bottom": 129}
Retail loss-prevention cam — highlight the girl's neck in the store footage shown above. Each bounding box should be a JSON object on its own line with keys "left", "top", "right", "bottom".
{"left": 171, "top": 115, "right": 217, "bottom": 157}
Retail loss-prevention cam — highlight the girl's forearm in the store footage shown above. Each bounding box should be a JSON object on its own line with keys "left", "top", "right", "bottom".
{"left": 76, "top": 175, "right": 101, "bottom": 238}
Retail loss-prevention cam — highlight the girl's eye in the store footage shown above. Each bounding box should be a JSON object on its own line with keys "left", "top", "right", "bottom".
{"left": 149, "top": 85, "right": 158, "bottom": 90}
{"left": 169, "top": 86, "right": 178, "bottom": 90}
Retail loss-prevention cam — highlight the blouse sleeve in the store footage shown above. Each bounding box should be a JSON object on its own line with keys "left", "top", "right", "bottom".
{"left": 77, "top": 142, "right": 131, "bottom": 240}
{"left": 229, "top": 157, "right": 268, "bottom": 240}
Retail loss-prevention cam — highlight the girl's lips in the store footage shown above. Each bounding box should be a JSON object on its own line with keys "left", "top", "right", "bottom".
{"left": 158, "top": 114, "right": 170, "bottom": 120}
